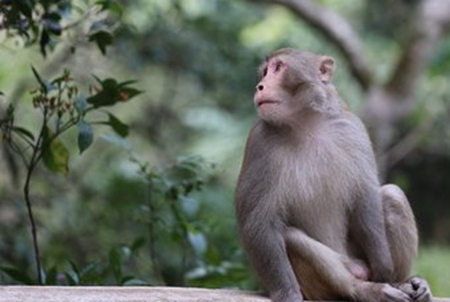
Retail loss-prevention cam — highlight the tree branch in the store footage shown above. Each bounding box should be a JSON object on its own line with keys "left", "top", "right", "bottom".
{"left": 251, "top": 0, "right": 372, "bottom": 90}
{"left": 385, "top": 0, "right": 450, "bottom": 105}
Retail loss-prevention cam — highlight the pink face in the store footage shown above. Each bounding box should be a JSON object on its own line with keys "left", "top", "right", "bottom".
{"left": 253, "top": 57, "right": 293, "bottom": 123}
{"left": 254, "top": 58, "right": 285, "bottom": 107}
{"left": 253, "top": 50, "right": 335, "bottom": 125}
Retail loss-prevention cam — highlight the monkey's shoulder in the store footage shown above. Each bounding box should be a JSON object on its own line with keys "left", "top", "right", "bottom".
{"left": 325, "top": 115, "right": 373, "bottom": 150}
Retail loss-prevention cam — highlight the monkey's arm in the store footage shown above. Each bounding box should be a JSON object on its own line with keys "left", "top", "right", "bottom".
{"left": 235, "top": 124, "right": 303, "bottom": 302}
{"left": 237, "top": 207, "right": 302, "bottom": 302}
{"left": 350, "top": 188, "right": 394, "bottom": 282}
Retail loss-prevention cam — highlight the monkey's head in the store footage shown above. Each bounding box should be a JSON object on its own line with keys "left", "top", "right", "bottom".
{"left": 254, "top": 48, "right": 336, "bottom": 125}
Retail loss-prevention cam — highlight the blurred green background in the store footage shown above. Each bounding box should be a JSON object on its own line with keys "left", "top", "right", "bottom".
{"left": 0, "top": 0, "right": 449, "bottom": 296}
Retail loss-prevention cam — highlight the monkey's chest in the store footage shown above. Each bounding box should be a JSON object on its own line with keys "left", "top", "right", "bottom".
{"left": 275, "top": 155, "right": 356, "bottom": 251}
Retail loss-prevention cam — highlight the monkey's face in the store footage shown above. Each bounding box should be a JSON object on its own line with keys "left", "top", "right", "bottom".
{"left": 254, "top": 56, "right": 297, "bottom": 124}
{"left": 254, "top": 50, "right": 336, "bottom": 125}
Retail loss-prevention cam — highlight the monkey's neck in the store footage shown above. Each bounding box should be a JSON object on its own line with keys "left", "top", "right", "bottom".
{"left": 261, "top": 111, "right": 333, "bottom": 142}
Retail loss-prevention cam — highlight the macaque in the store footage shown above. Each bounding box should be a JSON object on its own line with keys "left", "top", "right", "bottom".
{"left": 235, "top": 48, "right": 432, "bottom": 302}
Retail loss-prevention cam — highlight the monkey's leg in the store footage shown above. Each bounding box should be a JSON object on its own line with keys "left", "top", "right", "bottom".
{"left": 382, "top": 184, "right": 432, "bottom": 302}
{"left": 285, "top": 227, "right": 412, "bottom": 302}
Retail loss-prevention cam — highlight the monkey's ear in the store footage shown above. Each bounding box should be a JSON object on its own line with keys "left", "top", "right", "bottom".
{"left": 319, "top": 56, "right": 335, "bottom": 83}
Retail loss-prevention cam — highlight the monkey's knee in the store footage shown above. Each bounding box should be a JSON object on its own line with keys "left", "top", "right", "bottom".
{"left": 285, "top": 227, "right": 357, "bottom": 300}
{"left": 381, "top": 184, "right": 409, "bottom": 213}
{"left": 381, "top": 184, "right": 416, "bottom": 236}
{"left": 381, "top": 184, "right": 418, "bottom": 281}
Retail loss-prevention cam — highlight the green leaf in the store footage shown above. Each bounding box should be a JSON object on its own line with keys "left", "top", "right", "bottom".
{"left": 109, "top": 248, "right": 122, "bottom": 283}
{"left": 119, "top": 87, "right": 142, "bottom": 101}
{"left": 122, "top": 278, "right": 148, "bottom": 286}
{"left": 40, "top": 29, "right": 50, "bottom": 57}
{"left": 0, "top": 266, "right": 35, "bottom": 285}
{"left": 64, "top": 272, "right": 78, "bottom": 286}
{"left": 107, "top": 113, "right": 129, "bottom": 137}
{"left": 75, "top": 94, "right": 87, "bottom": 114}
{"left": 96, "top": 0, "right": 123, "bottom": 15}
{"left": 17, "top": 0, "right": 34, "bottom": 18}
{"left": 117, "top": 79, "right": 138, "bottom": 87}
{"left": 44, "top": 266, "right": 58, "bottom": 285}
{"left": 131, "top": 237, "right": 146, "bottom": 252}
{"left": 43, "top": 12, "right": 62, "bottom": 35}
{"left": 42, "top": 126, "right": 70, "bottom": 175}
{"left": 87, "top": 79, "right": 119, "bottom": 108}
{"left": 79, "top": 263, "right": 103, "bottom": 285}
{"left": 65, "top": 261, "right": 80, "bottom": 285}
{"left": 89, "top": 30, "right": 113, "bottom": 55}
{"left": 187, "top": 230, "right": 207, "bottom": 256}
{"left": 77, "top": 120, "right": 94, "bottom": 154}
{"left": 87, "top": 77, "right": 142, "bottom": 108}
{"left": 120, "top": 275, "right": 134, "bottom": 285}
{"left": 12, "top": 126, "right": 35, "bottom": 141}
{"left": 31, "top": 66, "right": 47, "bottom": 94}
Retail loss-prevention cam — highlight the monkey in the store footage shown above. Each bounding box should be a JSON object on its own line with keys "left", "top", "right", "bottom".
{"left": 235, "top": 48, "right": 432, "bottom": 302}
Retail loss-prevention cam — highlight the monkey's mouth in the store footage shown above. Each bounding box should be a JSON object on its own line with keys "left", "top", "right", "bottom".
{"left": 256, "top": 100, "right": 280, "bottom": 107}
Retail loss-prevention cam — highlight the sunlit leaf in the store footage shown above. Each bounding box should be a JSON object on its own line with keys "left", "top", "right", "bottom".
{"left": 42, "top": 126, "right": 70, "bottom": 175}
{"left": 96, "top": 0, "right": 123, "bottom": 15}
{"left": 122, "top": 278, "right": 148, "bottom": 286}
{"left": 187, "top": 229, "right": 207, "bottom": 256}
{"left": 66, "top": 261, "right": 81, "bottom": 285}
{"left": 64, "top": 272, "right": 78, "bottom": 286}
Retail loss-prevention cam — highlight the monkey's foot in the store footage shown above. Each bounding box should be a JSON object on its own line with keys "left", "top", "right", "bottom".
{"left": 398, "top": 277, "right": 432, "bottom": 302}
{"left": 382, "top": 284, "right": 413, "bottom": 302}
{"left": 354, "top": 283, "right": 412, "bottom": 302}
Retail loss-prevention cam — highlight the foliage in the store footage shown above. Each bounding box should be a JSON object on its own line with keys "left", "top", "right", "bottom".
{"left": 0, "top": 64, "right": 140, "bottom": 284}
{"left": 1, "top": 243, "right": 147, "bottom": 285}
{"left": 0, "top": 0, "right": 118, "bottom": 57}
{"left": 129, "top": 155, "right": 253, "bottom": 287}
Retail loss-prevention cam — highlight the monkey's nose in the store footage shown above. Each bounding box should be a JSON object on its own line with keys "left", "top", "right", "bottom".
{"left": 256, "top": 84, "right": 264, "bottom": 91}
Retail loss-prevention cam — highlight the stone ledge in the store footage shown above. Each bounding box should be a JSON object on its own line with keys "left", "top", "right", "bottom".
{"left": 0, "top": 286, "right": 449, "bottom": 302}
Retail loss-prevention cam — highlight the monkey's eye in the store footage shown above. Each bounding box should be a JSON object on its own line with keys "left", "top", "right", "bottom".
{"left": 274, "top": 61, "right": 283, "bottom": 72}
{"left": 262, "top": 67, "right": 268, "bottom": 77}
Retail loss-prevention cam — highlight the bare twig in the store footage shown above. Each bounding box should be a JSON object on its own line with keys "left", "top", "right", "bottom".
{"left": 385, "top": 0, "right": 450, "bottom": 106}
{"left": 379, "top": 118, "right": 432, "bottom": 168}
{"left": 22, "top": 108, "right": 50, "bottom": 285}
